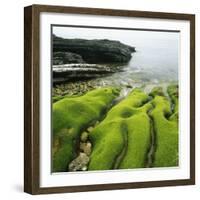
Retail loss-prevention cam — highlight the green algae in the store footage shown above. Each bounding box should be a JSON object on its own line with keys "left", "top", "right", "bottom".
{"left": 167, "top": 84, "right": 179, "bottom": 120}
{"left": 52, "top": 96, "right": 65, "bottom": 103}
{"left": 88, "top": 89, "right": 153, "bottom": 170}
{"left": 52, "top": 84, "right": 179, "bottom": 172}
{"left": 150, "top": 86, "right": 178, "bottom": 167}
{"left": 149, "top": 86, "right": 165, "bottom": 97}
{"left": 119, "top": 104, "right": 153, "bottom": 169}
{"left": 167, "top": 84, "right": 178, "bottom": 111}
{"left": 53, "top": 94, "right": 82, "bottom": 103}
{"left": 52, "top": 87, "right": 120, "bottom": 172}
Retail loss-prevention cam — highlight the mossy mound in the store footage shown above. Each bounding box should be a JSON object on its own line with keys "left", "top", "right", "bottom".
{"left": 150, "top": 86, "right": 178, "bottom": 167}
{"left": 149, "top": 86, "right": 165, "bottom": 97}
{"left": 52, "top": 87, "right": 120, "bottom": 172}
{"left": 167, "top": 84, "right": 179, "bottom": 120}
{"left": 119, "top": 103, "right": 152, "bottom": 169}
{"left": 88, "top": 89, "right": 153, "bottom": 170}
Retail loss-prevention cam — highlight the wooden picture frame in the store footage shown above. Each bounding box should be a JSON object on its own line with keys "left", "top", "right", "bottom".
{"left": 24, "top": 4, "right": 195, "bottom": 194}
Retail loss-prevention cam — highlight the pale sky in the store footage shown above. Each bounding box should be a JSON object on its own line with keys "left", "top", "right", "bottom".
{"left": 53, "top": 26, "right": 179, "bottom": 50}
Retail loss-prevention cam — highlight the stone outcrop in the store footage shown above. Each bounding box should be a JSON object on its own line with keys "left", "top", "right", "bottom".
{"left": 53, "top": 35, "right": 135, "bottom": 64}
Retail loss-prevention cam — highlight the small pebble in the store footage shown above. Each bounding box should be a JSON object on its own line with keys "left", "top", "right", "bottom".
{"left": 82, "top": 166, "right": 87, "bottom": 171}
{"left": 80, "top": 142, "right": 92, "bottom": 156}
{"left": 87, "top": 126, "right": 94, "bottom": 132}
{"left": 80, "top": 132, "right": 88, "bottom": 142}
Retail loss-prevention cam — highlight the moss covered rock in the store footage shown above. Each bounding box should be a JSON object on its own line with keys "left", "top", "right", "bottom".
{"left": 149, "top": 86, "right": 165, "bottom": 97}
{"left": 53, "top": 84, "right": 179, "bottom": 172}
{"left": 52, "top": 87, "right": 120, "bottom": 172}
{"left": 88, "top": 89, "right": 153, "bottom": 170}
{"left": 150, "top": 87, "right": 178, "bottom": 167}
{"left": 119, "top": 103, "right": 152, "bottom": 169}
{"left": 167, "top": 84, "right": 179, "bottom": 120}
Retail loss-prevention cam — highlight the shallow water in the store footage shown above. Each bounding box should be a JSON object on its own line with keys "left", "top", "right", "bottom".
{"left": 89, "top": 31, "right": 179, "bottom": 93}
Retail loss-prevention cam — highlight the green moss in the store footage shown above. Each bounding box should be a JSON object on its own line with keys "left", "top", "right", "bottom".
{"left": 119, "top": 104, "right": 152, "bottom": 169}
{"left": 149, "top": 86, "right": 165, "bottom": 97}
{"left": 53, "top": 84, "right": 179, "bottom": 171}
{"left": 150, "top": 87, "right": 178, "bottom": 167}
{"left": 52, "top": 96, "right": 64, "bottom": 103}
{"left": 88, "top": 89, "right": 152, "bottom": 170}
{"left": 52, "top": 94, "right": 82, "bottom": 103}
{"left": 53, "top": 87, "right": 119, "bottom": 172}
{"left": 167, "top": 84, "right": 179, "bottom": 120}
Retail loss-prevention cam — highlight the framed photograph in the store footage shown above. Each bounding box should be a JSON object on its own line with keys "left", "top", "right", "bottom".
{"left": 24, "top": 4, "right": 195, "bottom": 194}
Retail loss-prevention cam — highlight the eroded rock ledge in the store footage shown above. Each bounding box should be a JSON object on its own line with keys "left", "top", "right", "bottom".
{"left": 53, "top": 64, "right": 123, "bottom": 83}
{"left": 53, "top": 35, "right": 136, "bottom": 64}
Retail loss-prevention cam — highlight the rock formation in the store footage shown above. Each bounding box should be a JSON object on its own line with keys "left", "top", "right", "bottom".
{"left": 53, "top": 63, "right": 123, "bottom": 83}
{"left": 53, "top": 35, "right": 135, "bottom": 64}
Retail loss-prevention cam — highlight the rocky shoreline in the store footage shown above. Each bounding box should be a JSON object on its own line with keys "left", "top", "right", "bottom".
{"left": 52, "top": 36, "right": 136, "bottom": 83}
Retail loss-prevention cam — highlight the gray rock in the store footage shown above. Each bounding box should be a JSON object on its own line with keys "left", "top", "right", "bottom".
{"left": 68, "top": 153, "right": 90, "bottom": 172}
{"left": 80, "top": 142, "right": 92, "bottom": 156}
{"left": 87, "top": 126, "right": 94, "bottom": 133}
{"left": 80, "top": 132, "right": 88, "bottom": 142}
